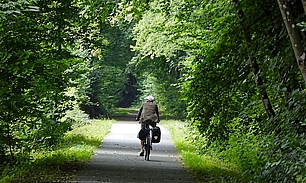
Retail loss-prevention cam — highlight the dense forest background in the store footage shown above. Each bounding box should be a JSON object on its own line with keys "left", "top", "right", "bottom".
{"left": 1, "top": 0, "right": 306, "bottom": 182}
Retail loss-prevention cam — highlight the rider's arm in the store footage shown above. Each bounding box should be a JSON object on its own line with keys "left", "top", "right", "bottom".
{"left": 155, "top": 105, "right": 160, "bottom": 122}
{"left": 136, "top": 105, "right": 143, "bottom": 121}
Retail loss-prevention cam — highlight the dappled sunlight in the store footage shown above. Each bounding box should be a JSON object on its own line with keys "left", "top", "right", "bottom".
{"left": 110, "top": 122, "right": 140, "bottom": 134}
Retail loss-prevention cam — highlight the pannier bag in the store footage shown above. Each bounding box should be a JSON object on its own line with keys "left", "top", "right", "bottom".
{"left": 151, "top": 126, "right": 161, "bottom": 143}
{"left": 138, "top": 128, "right": 149, "bottom": 140}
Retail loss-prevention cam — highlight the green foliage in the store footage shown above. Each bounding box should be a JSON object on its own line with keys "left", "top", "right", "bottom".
{"left": 81, "top": 61, "right": 128, "bottom": 118}
{"left": 101, "top": 25, "right": 137, "bottom": 108}
{"left": 0, "top": 0, "right": 116, "bottom": 164}
{"left": 0, "top": 119, "right": 115, "bottom": 182}
{"left": 135, "top": 72, "right": 186, "bottom": 119}
{"left": 97, "top": 66, "right": 127, "bottom": 115}
{"left": 260, "top": 132, "right": 306, "bottom": 182}
{"left": 297, "top": 22, "right": 306, "bottom": 31}
{"left": 162, "top": 120, "right": 252, "bottom": 183}
{"left": 129, "top": 0, "right": 189, "bottom": 118}
{"left": 219, "top": 133, "right": 268, "bottom": 173}
{"left": 180, "top": 0, "right": 252, "bottom": 144}
{"left": 81, "top": 23, "right": 137, "bottom": 117}
{"left": 255, "top": 90, "right": 306, "bottom": 182}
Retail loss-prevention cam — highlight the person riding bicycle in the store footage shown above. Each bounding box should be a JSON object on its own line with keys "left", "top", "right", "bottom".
{"left": 136, "top": 95, "right": 160, "bottom": 156}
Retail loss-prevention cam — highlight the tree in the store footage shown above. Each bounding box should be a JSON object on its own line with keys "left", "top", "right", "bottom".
{"left": 0, "top": 0, "right": 112, "bottom": 162}
{"left": 232, "top": 0, "right": 275, "bottom": 119}
{"left": 277, "top": 0, "right": 306, "bottom": 82}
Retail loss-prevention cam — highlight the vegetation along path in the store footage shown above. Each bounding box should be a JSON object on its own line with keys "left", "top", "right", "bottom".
{"left": 70, "top": 116, "right": 194, "bottom": 183}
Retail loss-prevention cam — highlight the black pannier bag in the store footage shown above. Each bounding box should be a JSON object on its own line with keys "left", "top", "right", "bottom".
{"left": 151, "top": 126, "right": 161, "bottom": 143}
{"left": 138, "top": 128, "right": 149, "bottom": 140}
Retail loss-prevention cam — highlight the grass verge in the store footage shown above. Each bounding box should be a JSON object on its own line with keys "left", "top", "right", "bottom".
{"left": 112, "top": 107, "right": 137, "bottom": 116}
{"left": 0, "top": 119, "right": 115, "bottom": 183}
{"left": 162, "top": 119, "right": 252, "bottom": 183}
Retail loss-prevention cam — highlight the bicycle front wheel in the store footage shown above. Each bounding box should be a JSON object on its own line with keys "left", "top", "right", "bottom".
{"left": 144, "top": 137, "right": 150, "bottom": 161}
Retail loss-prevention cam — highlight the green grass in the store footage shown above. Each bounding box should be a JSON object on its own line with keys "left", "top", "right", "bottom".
{"left": 162, "top": 120, "right": 253, "bottom": 183}
{"left": 0, "top": 119, "right": 115, "bottom": 183}
{"left": 112, "top": 107, "right": 137, "bottom": 116}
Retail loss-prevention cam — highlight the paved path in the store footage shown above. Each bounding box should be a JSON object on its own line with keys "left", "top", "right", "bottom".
{"left": 71, "top": 120, "right": 194, "bottom": 183}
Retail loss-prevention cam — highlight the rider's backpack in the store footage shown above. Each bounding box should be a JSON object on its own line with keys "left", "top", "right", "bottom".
{"left": 151, "top": 126, "right": 161, "bottom": 143}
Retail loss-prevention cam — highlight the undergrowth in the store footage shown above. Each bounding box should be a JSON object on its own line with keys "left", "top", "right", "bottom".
{"left": 0, "top": 119, "right": 115, "bottom": 183}
{"left": 162, "top": 120, "right": 254, "bottom": 183}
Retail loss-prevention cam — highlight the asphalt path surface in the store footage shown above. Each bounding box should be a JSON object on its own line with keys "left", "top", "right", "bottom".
{"left": 71, "top": 119, "right": 194, "bottom": 183}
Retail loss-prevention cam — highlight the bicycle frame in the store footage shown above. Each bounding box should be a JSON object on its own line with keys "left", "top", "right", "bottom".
{"left": 144, "top": 125, "right": 152, "bottom": 161}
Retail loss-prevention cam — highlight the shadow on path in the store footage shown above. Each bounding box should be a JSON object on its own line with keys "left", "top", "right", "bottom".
{"left": 70, "top": 117, "right": 194, "bottom": 183}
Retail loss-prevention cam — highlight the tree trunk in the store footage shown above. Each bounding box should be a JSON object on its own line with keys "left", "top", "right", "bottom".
{"left": 232, "top": 0, "right": 276, "bottom": 119}
{"left": 277, "top": 0, "right": 306, "bottom": 82}
{"left": 7, "top": 123, "right": 15, "bottom": 160}
{"left": 301, "top": 0, "right": 306, "bottom": 13}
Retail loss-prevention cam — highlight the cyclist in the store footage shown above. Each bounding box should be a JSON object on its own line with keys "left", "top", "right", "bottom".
{"left": 136, "top": 95, "right": 160, "bottom": 156}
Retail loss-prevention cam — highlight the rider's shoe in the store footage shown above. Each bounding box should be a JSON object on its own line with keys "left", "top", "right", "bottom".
{"left": 139, "top": 149, "right": 144, "bottom": 156}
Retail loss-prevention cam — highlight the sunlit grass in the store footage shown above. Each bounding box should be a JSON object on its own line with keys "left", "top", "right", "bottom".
{"left": 162, "top": 120, "right": 252, "bottom": 183}
{"left": 112, "top": 107, "right": 137, "bottom": 116}
{"left": 0, "top": 119, "right": 115, "bottom": 183}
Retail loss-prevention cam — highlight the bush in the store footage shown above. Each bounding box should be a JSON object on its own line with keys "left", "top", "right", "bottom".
{"left": 219, "top": 133, "right": 268, "bottom": 173}
{"left": 258, "top": 132, "right": 306, "bottom": 182}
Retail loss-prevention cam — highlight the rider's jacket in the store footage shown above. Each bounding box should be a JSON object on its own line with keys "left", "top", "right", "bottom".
{"left": 137, "top": 102, "right": 160, "bottom": 123}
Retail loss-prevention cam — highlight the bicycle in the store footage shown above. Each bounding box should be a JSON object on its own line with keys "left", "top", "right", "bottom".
{"left": 143, "top": 124, "right": 152, "bottom": 161}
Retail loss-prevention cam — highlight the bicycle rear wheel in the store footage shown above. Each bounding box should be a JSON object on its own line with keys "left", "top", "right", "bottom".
{"left": 144, "top": 137, "right": 150, "bottom": 161}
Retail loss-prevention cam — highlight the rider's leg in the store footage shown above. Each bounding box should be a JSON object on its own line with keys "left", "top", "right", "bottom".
{"left": 141, "top": 140, "right": 144, "bottom": 149}
{"left": 139, "top": 122, "right": 146, "bottom": 156}
{"left": 139, "top": 140, "right": 145, "bottom": 156}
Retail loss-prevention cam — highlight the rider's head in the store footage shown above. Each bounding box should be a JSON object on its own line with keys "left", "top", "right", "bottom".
{"left": 145, "top": 95, "right": 154, "bottom": 102}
